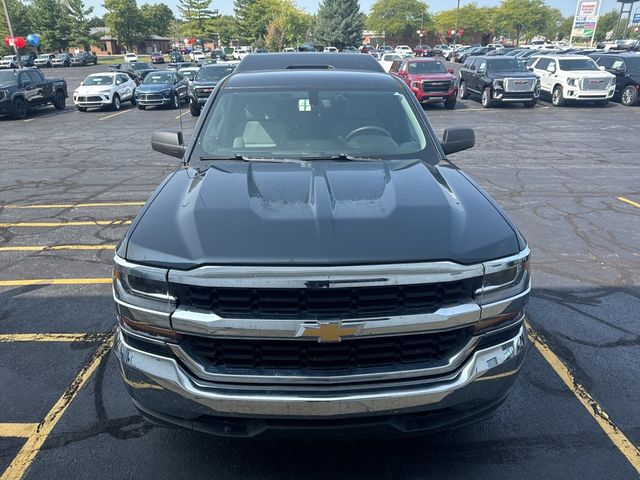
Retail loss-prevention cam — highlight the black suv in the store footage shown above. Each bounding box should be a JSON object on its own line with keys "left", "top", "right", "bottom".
{"left": 188, "top": 63, "right": 236, "bottom": 116}
{"left": 112, "top": 53, "right": 530, "bottom": 438}
{"left": 589, "top": 52, "right": 640, "bottom": 106}
{"left": 0, "top": 69, "right": 67, "bottom": 119}
{"left": 459, "top": 56, "right": 540, "bottom": 108}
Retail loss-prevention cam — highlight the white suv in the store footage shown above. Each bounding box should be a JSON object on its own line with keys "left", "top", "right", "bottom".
{"left": 395, "top": 45, "right": 412, "bottom": 55}
{"left": 529, "top": 55, "right": 615, "bottom": 106}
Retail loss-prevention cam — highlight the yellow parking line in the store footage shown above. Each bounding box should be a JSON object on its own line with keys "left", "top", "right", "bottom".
{"left": 527, "top": 323, "right": 640, "bottom": 473}
{"left": 0, "top": 333, "right": 108, "bottom": 343}
{"left": 3, "top": 201, "right": 144, "bottom": 209}
{"left": 0, "top": 244, "right": 116, "bottom": 252}
{"left": 98, "top": 109, "right": 130, "bottom": 121}
{"left": 0, "top": 334, "right": 114, "bottom": 480}
{"left": 0, "top": 278, "right": 111, "bottom": 287}
{"left": 0, "top": 220, "right": 131, "bottom": 228}
{"left": 0, "top": 423, "right": 38, "bottom": 438}
{"left": 176, "top": 111, "right": 189, "bottom": 119}
{"left": 617, "top": 196, "right": 640, "bottom": 209}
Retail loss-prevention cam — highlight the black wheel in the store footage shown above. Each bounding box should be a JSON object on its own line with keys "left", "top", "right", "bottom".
{"left": 137, "top": 104, "right": 146, "bottom": 110}
{"left": 11, "top": 97, "right": 28, "bottom": 119}
{"left": 444, "top": 98, "right": 456, "bottom": 110}
{"left": 621, "top": 86, "right": 638, "bottom": 106}
{"left": 77, "top": 106, "right": 87, "bottom": 112}
{"left": 523, "top": 99, "right": 537, "bottom": 108}
{"left": 111, "top": 94, "right": 121, "bottom": 111}
{"left": 171, "top": 93, "right": 179, "bottom": 109}
{"left": 551, "top": 85, "right": 565, "bottom": 107}
{"left": 459, "top": 80, "right": 469, "bottom": 99}
{"left": 481, "top": 87, "right": 493, "bottom": 108}
{"left": 53, "top": 90, "right": 66, "bottom": 110}
{"left": 130, "top": 95, "right": 137, "bottom": 106}
{"left": 189, "top": 100, "right": 200, "bottom": 116}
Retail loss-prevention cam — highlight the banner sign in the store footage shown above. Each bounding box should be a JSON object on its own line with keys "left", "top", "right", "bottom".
{"left": 633, "top": 13, "right": 640, "bottom": 24}
{"left": 571, "top": 1, "right": 600, "bottom": 37}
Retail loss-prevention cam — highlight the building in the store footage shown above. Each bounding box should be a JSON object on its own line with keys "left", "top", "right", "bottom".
{"left": 89, "top": 27, "right": 172, "bottom": 55}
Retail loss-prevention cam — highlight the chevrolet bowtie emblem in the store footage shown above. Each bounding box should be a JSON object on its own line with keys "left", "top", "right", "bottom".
{"left": 297, "top": 321, "right": 364, "bottom": 343}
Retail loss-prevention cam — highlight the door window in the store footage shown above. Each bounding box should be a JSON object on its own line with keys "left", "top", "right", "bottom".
{"left": 546, "top": 60, "right": 556, "bottom": 73}
{"left": 18, "top": 72, "right": 30, "bottom": 85}
{"left": 27, "top": 70, "right": 43, "bottom": 83}
{"left": 534, "top": 58, "right": 549, "bottom": 71}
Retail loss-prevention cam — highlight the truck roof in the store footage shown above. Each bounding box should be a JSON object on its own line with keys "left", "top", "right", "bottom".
{"left": 234, "top": 53, "right": 384, "bottom": 73}
{"left": 224, "top": 69, "right": 398, "bottom": 89}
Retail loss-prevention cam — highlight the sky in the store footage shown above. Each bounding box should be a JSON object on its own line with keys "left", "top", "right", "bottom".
{"left": 89, "top": 0, "right": 624, "bottom": 24}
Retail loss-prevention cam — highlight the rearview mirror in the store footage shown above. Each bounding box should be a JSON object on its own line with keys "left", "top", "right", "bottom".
{"left": 440, "top": 127, "right": 475, "bottom": 155}
{"left": 151, "top": 131, "right": 186, "bottom": 159}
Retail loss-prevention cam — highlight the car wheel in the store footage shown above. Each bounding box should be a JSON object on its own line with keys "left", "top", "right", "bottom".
{"left": 189, "top": 100, "right": 201, "bottom": 116}
{"left": 77, "top": 106, "right": 87, "bottom": 112}
{"left": 53, "top": 90, "right": 66, "bottom": 110}
{"left": 459, "top": 80, "right": 469, "bottom": 99}
{"left": 481, "top": 87, "right": 493, "bottom": 108}
{"left": 130, "top": 95, "right": 137, "bottom": 106}
{"left": 621, "top": 86, "right": 638, "bottom": 106}
{"left": 11, "top": 97, "right": 28, "bottom": 120}
{"left": 552, "top": 86, "right": 565, "bottom": 107}
{"left": 444, "top": 98, "right": 456, "bottom": 110}
{"left": 137, "top": 104, "right": 146, "bottom": 110}
{"left": 111, "top": 94, "right": 121, "bottom": 111}
{"left": 523, "top": 99, "right": 537, "bottom": 108}
{"left": 172, "top": 93, "right": 179, "bottom": 109}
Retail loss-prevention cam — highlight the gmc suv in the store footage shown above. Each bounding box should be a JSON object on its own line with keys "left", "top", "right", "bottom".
{"left": 390, "top": 57, "right": 458, "bottom": 109}
{"left": 459, "top": 56, "right": 540, "bottom": 108}
{"left": 113, "top": 53, "right": 530, "bottom": 438}
{"left": 589, "top": 52, "right": 640, "bottom": 106}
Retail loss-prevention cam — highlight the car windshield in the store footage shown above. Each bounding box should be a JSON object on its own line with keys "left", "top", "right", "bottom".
{"left": 131, "top": 62, "right": 152, "bottom": 70}
{"left": 0, "top": 71, "right": 17, "bottom": 83}
{"left": 559, "top": 58, "right": 599, "bottom": 71}
{"left": 196, "top": 65, "right": 235, "bottom": 81}
{"left": 180, "top": 70, "right": 197, "bottom": 80}
{"left": 195, "top": 87, "right": 429, "bottom": 160}
{"left": 488, "top": 59, "right": 527, "bottom": 72}
{"left": 83, "top": 75, "right": 115, "bottom": 86}
{"left": 55, "top": 54, "right": 67, "bottom": 59}
{"left": 37, "top": 55, "right": 49, "bottom": 59}
{"left": 143, "top": 72, "right": 173, "bottom": 84}
{"left": 407, "top": 61, "right": 447, "bottom": 74}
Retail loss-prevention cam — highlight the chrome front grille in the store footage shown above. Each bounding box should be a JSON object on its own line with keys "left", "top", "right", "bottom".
{"left": 504, "top": 78, "right": 535, "bottom": 92}
{"left": 421, "top": 80, "right": 452, "bottom": 92}
{"left": 580, "top": 77, "right": 609, "bottom": 91}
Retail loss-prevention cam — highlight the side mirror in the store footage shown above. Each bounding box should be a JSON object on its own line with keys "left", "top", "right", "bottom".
{"left": 599, "top": 65, "right": 605, "bottom": 71}
{"left": 151, "top": 131, "right": 186, "bottom": 159}
{"left": 441, "top": 127, "right": 475, "bottom": 155}
{"left": 527, "top": 67, "right": 534, "bottom": 72}
{"left": 447, "top": 68, "right": 454, "bottom": 74}
{"left": 477, "top": 68, "right": 486, "bottom": 75}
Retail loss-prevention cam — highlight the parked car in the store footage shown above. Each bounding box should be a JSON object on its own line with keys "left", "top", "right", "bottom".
{"left": 379, "top": 53, "right": 402, "bottom": 72}
{"left": 51, "top": 53, "right": 72, "bottom": 67}
{"left": 395, "top": 45, "right": 413, "bottom": 55}
{"left": 134, "top": 70, "right": 189, "bottom": 109}
{"left": 323, "top": 46, "right": 339, "bottom": 53}
{"left": 178, "top": 66, "right": 199, "bottom": 84}
{"left": 70, "top": 52, "right": 98, "bottom": 66}
{"left": 529, "top": 55, "right": 615, "bottom": 106}
{"left": 589, "top": 52, "right": 640, "bottom": 106}
{"left": 150, "top": 52, "right": 165, "bottom": 64}
{"left": 211, "top": 50, "right": 227, "bottom": 60}
{"left": 282, "top": 47, "right": 296, "bottom": 53}
{"left": 0, "top": 55, "right": 18, "bottom": 69}
{"left": 380, "top": 45, "right": 394, "bottom": 53}
{"left": 0, "top": 68, "right": 67, "bottom": 119}
{"left": 34, "top": 53, "right": 56, "bottom": 68}
{"left": 124, "top": 52, "right": 138, "bottom": 63}
{"left": 458, "top": 56, "right": 539, "bottom": 108}
{"left": 169, "top": 51, "right": 184, "bottom": 63}
{"left": 413, "top": 45, "right": 432, "bottom": 57}
{"left": 390, "top": 57, "right": 458, "bottom": 109}
{"left": 343, "top": 46, "right": 358, "bottom": 53}
{"left": 113, "top": 52, "right": 530, "bottom": 439}
{"left": 432, "top": 44, "right": 449, "bottom": 56}
{"left": 187, "top": 63, "right": 236, "bottom": 116}
{"left": 110, "top": 61, "right": 156, "bottom": 83}
{"left": 190, "top": 50, "right": 207, "bottom": 62}
{"left": 452, "top": 46, "right": 472, "bottom": 62}
{"left": 167, "top": 61, "right": 198, "bottom": 71}
{"left": 73, "top": 72, "right": 136, "bottom": 111}
{"left": 20, "top": 55, "right": 35, "bottom": 67}
{"left": 486, "top": 43, "right": 505, "bottom": 50}
{"left": 458, "top": 46, "right": 494, "bottom": 64}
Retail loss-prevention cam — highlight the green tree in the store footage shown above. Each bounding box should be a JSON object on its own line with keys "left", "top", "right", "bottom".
{"left": 87, "top": 16, "right": 106, "bottom": 28}
{"left": 63, "top": 0, "right": 95, "bottom": 50}
{"left": 234, "top": 0, "right": 298, "bottom": 45}
{"left": 314, "top": 0, "right": 364, "bottom": 49}
{"left": 29, "top": 0, "right": 70, "bottom": 51}
{"left": 556, "top": 15, "right": 573, "bottom": 41}
{"left": 368, "top": 0, "right": 430, "bottom": 46}
{"left": 233, "top": 0, "right": 254, "bottom": 43}
{"left": 0, "top": 0, "right": 31, "bottom": 55}
{"left": 177, "top": 0, "right": 214, "bottom": 38}
{"left": 493, "top": 0, "right": 556, "bottom": 44}
{"left": 140, "top": 3, "right": 174, "bottom": 36}
{"left": 593, "top": 9, "right": 620, "bottom": 43}
{"left": 206, "top": 14, "right": 239, "bottom": 46}
{"left": 433, "top": 3, "right": 492, "bottom": 44}
{"left": 104, "top": 0, "right": 147, "bottom": 51}
{"left": 265, "top": 9, "right": 312, "bottom": 51}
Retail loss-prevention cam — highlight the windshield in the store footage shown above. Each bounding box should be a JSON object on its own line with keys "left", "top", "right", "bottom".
{"left": 407, "top": 61, "right": 447, "bottom": 74}
{"left": 181, "top": 70, "right": 197, "bottom": 80}
{"left": 37, "top": 55, "right": 50, "bottom": 59}
{"left": 488, "top": 59, "right": 527, "bottom": 72}
{"left": 196, "top": 65, "right": 235, "bottom": 81}
{"left": 55, "top": 54, "right": 68, "bottom": 59}
{"left": 195, "top": 88, "right": 429, "bottom": 160}
{"left": 83, "top": 75, "right": 115, "bottom": 86}
{"left": 559, "top": 58, "right": 599, "bottom": 71}
{"left": 0, "top": 71, "right": 17, "bottom": 83}
{"left": 131, "top": 62, "right": 152, "bottom": 70}
{"left": 143, "top": 72, "right": 174, "bottom": 84}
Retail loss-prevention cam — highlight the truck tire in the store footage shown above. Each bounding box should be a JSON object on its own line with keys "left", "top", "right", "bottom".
{"left": 621, "top": 86, "right": 638, "bottom": 106}
{"left": 551, "top": 85, "right": 566, "bottom": 107}
{"left": 189, "top": 100, "right": 200, "bottom": 116}
{"left": 77, "top": 106, "right": 87, "bottom": 112}
{"left": 111, "top": 94, "right": 121, "bottom": 111}
{"left": 481, "top": 87, "right": 493, "bottom": 108}
{"left": 444, "top": 97, "right": 456, "bottom": 110}
{"left": 53, "top": 90, "right": 66, "bottom": 110}
{"left": 11, "top": 97, "right": 28, "bottom": 119}
{"left": 130, "top": 95, "right": 137, "bottom": 106}
{"left": 171, "top": 93, "right": 179, "bottom": 109}
{"left": 459, "top": 80, "right": 469, "bottom": 99}
{"left": 523, "top": 99, "right": 537, "bottom": 108}
{"left": 137, "top": 104, "right": 146, "bottom": 110}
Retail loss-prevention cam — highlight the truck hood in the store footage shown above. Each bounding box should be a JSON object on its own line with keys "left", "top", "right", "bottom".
{"left": 491, "top": 71, "right": 537, "bottom": 79}
{"left": 407, "top": 73, "right": 455, "bottom": 81}
{"left": 123, "top": 160, "right": 520, "bottom": 268}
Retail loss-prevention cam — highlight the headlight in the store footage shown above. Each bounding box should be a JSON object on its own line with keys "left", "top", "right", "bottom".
{"left": 493, "top": 79, "right": 504, "bottom": 89}
{"left": 98, "top": 90, "right": 112, "bottom": 94}
{"left": 411, "top": 81, "right": 419, "bottom": 88}
{"left": 567, "top": 77, "right": 578, "bottom": 86}
{"left": 0, "top": 89, "right": 7, "bottom": 100}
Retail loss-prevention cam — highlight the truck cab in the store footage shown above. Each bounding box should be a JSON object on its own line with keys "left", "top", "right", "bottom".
{"left": 390, "top": 57, "right": 458, "bottom": 109}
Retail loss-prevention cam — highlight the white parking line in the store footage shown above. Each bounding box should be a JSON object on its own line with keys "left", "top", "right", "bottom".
{"left": 99, "top": 110, "right": 130, "bottom": 121}
{"left": 176, "top": 111, "right": 189, "bottom": 119}
{"left": 23, "top": 110, "right": 74, "bottom": 123}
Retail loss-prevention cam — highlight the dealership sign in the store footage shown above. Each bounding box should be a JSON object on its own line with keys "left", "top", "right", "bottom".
{"left": 571, "top": 0, "right": 601, "bottom": 39}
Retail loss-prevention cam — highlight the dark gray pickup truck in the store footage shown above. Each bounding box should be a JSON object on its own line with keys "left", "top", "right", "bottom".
{"left": 0, "top": 68, "right": 67, "bottom": 119}
{"left": 113, "top": 53, "right": 530, "bottom": 438}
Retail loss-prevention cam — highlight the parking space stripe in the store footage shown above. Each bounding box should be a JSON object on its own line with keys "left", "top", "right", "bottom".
{"left": 0, "top": 278, "right": 111, "bottom": 287}
{"left": 0, "top": 244, "right": 116, "bottom": 252}
{"left": 0, "top": 424, "right": 38, "bottom": 438}
{"left": 3, "top": 201, "right": 145, "bottom": 209}
{"left": 23, "top": 110, "right": 74, "bottom": 123}
{"left": 0, "top": 333, "right": 109, "bottom": 343}
{"left": 0, "top": 333, "right": 115, "bottom": 480}
{"left": 527, "top": 323, "right": 640, "bottom": 473}
{"left": 98, "top": 110, "right": 130, "bottom": 121}
{"left": 0, "top": 220, "right": 131, "bottom": 228}
{"left": 617, "top": 196, "right": 640, "bottom": 209}
{"left": 176, "top": 111, "right": 189, "bottom": 119}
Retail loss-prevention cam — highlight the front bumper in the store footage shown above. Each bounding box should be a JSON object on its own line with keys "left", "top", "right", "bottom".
{"left": 116, "top": 324, "right": 527, "bottom": 437}
{"left": 414, "top": 89, "right": 458, "bottom": 103}
{"left": 73, "top": 93, "right": 113, "bottom": 108}
{"left": 136, "top": 93, "right": 172, "bottom": 106}
{"left": 0, "top": 97, "right": 14, "bottom": 114}
{"left": 563, "top": 86, "right": 615, "bottom": 101}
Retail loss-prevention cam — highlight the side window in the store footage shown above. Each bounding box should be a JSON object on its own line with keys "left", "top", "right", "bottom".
{"left": 27, "top": 70, "right": 43, "bottom": 83}
{"left": 611, "top": 59, "right": 625, "bottom": 71}
{"left": 18, "top": 72, "right": 30, "bottom": 84}
{"left": 175, "top": 74, "right": 182, "bottom": 83}
{"left": 399, "top": 62, "right": 407, "bottom": 74}
{"left": 118, "top": 74, "right": 128, "bottom": 84}
{"left": 389, "top": 60, "right": 399, "bottom": 73}
{"left": 534, "top": 58, "right": 549, "bottom": 71}
{"left": 547, "top": 60, "right": 556, "bottom": 73}
{"left": 596, "top": 56, "right": 615, "bottom": 69}
{"left": 478, "top": 60, "right": 487, "bottom": 72}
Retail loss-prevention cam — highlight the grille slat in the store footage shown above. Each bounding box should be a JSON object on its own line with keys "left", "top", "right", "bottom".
{"left": 172, "top": 281, "right": 471, "bottom": 319}
{"left": 421, "top": 80, "right": 452, "bottom": 92}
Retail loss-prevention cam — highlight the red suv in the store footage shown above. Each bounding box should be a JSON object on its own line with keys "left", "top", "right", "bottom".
{"left": 390, "top": 58, "right": 458, "bottom": 109}
{"left": 414, "top": 45, "right": 432, "bottom": 57}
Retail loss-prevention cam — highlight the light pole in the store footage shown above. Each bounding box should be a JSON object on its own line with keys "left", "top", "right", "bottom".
{"left": 1, "top": 0, "right": 22, "bottom": 69}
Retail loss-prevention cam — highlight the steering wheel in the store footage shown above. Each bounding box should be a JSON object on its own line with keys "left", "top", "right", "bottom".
{"left": 345, "top": 126, "right": 393, "bottom": 142}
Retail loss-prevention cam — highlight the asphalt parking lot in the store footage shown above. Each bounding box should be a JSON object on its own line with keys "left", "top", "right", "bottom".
{"left": 1, "top": 64, "right": 639, "bottom": 479}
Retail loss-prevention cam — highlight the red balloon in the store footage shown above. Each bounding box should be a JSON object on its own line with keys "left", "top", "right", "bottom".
{"left": 3, "top": 36, "right": 11, "bottom": 46}
{"left": 14, "top": 36, "right": 26, "bottom": 48}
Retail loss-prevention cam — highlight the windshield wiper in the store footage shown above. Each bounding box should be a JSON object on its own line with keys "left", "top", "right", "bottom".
{"left": 199, "top": 154, "right": 310, "bottom": 165}
{"left": 302, "top": 153, "right": 385, "bottom": 161}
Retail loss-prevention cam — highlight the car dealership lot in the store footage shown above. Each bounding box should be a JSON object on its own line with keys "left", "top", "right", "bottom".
{"left": 1, "top": 65, "right": 639, "bottom": 479}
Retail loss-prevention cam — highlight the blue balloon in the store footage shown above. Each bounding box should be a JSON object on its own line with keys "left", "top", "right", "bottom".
{"left": 27, "top": 34, "right": 40, "bottom": 46}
